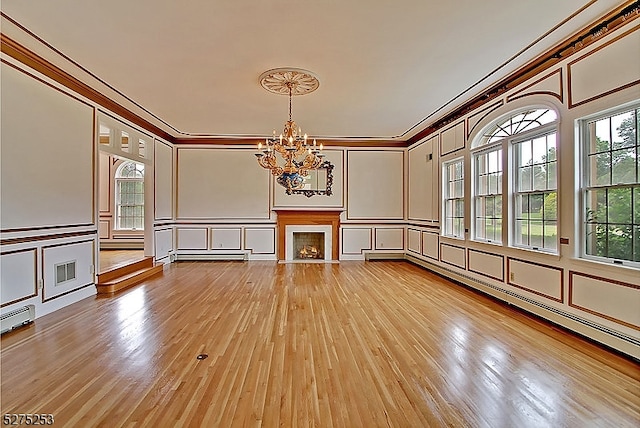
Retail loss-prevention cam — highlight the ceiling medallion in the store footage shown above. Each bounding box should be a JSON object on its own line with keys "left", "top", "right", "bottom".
{"left": 256, "top": 68, "right": 326, "bottom": 194}
{"left": 259, "top": 68, "right": 320, "bottom": 96}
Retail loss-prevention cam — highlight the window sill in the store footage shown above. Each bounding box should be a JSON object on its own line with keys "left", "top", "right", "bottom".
{"left": 571, "top": 256, "right": 640, "bottom": 274}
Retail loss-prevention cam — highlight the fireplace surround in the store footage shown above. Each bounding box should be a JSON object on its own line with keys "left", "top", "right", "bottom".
{"left": 275, "top": 210, "right": 341, "bottom": 260}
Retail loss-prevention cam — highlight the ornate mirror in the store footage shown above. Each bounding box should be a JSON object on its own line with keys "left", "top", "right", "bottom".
{"left": 290, "top": 160, "right": 334, "bottom": 197}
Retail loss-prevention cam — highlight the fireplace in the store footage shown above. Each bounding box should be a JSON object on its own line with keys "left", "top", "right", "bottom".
{"left": 294, "top": 232, "right": 325, "bottom": 259}
{"left": 275, "top": 210, "right": 341, "bottom": 261}
{"left": 285, "top": 225, "right": 332, "bottom": 261}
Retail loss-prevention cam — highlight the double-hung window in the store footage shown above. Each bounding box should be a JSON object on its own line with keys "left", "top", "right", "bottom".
{"left": 443, "top": 158, "right": 465, "bottom": 238}
{"left": 472, "top": 107, "right": 557, "bottom": 250}
{"left": 582, "top": 104, "right": 639, "bottom": 264}
{"left": 474, "top": 147, "right": 503, "bottom": 243}
{"left": 513, "top": 132, "right": 557, "bottom": 251}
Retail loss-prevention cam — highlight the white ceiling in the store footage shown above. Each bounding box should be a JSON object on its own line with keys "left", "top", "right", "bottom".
{"left": 0, "top": 1, "right": 624, "bottom": 141}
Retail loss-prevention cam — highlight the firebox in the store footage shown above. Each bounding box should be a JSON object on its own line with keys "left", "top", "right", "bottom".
{"left": 293, "top": 232, "right": 325, "bottom": 260}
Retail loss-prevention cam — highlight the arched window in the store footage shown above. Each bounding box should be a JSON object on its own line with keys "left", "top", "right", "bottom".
{"left": 471, "top": 107, "right": 558, "bottom": 252}
{"left": 115, "top": 161, "right": 144, "bottom": 230}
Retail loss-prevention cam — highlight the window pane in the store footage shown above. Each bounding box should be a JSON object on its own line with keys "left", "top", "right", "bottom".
{"left": 478, "top": 175, "right": 487, "bottom": 195}
{"left": 476, "top": 218, "right": 486, "bottom": 240}
{"left": 543, "top": 191, "right": 557, "bottom": 221}
{"left": 594, "top": 118, "right": 611, "bottom": 150}
{"left": 519, "top": 142, "right": 532, "bottom": 167}
{"left": 477, "top": 154, "right": 486, "bottom": 174}
{"left": 607, "top": 188, "right": 632, "bottom": 224}
{"left": 612, "top": 111, "right": 634, "bottom": 149}
{"left": 455, "top": 199, "right": 464, "bottom": 217}
{"left": 453, "top": 218, "right": 463, "bottom": 238}
{"left": 607, "top": 225, "right": 632, "bottom": 260}
{"left": 515, "top": 219, "right": 527, "bottom": 246}
{"left": 546, "top": 134, "right": 557, "bottom": 161}
{"left": 529, "top": 193, "right": 544, "bottom": 218}
{"left": 547, "top": 162, "right": 557, "bottom": 189}
{"left": 585, "top": 188, "right": 606, "bottom": 224}
{"left": 591, "top": 152, "right": 611, "bottom": 185}
{"left": 519, "top": 166, "right": 532, "bottom": 192}
{"left": 530, "top": 221, "right": 543, "bottom": 248}
{"left": 611, "top": 148, "right": 636, "bottom": 184}
{"left": 533, "top": 165, "right": 546, "bottom": 191}
{"left": 493, "top": 219, "right": 502, "bottom": 242}
{"left": 544, "top": 221, "right": 558, "bottom": 251}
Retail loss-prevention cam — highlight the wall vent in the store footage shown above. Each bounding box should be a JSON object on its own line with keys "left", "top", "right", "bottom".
{"left": 55, "top": 261, "right": 76, "bottom": 285}
{"left": 1, "top": 305, "right": 35, "bottom": 334}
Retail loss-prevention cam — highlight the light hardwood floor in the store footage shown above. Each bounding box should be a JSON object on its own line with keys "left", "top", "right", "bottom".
{"left": 99, "top": 249, "right": 145, "bottom": 273}
{"left": 1, "top": 261, "right": 638, "bottom": 427}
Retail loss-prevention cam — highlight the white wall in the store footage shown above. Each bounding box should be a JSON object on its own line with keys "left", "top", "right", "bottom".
{"left": 406, "top": 22, "right": 640, "bottom": 358}
{"left": 1, "top": 61, "right": 97, "bottom": 319}
{"left": 1, "top": 63, "right": 94, "bottom": 230}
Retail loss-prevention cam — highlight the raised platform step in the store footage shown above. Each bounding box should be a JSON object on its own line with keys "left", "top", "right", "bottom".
{"left": 96, "top": 257, "right": 163, "bottom": 294}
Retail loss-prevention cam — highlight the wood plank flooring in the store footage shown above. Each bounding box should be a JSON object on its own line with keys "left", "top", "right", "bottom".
{"left": 1, "top": 261, "right": 639, "bottom": 427}
{"left": 99, "top": 249, "right": 146, "bottom": 273}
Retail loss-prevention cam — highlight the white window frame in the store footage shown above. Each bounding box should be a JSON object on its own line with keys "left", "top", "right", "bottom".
{"left": 511, "top": 125, "right": 558, "bottom": 253}
{"left": 579, "top": 103, "right": 640, "bottom": 267}
{"left": 471, "top": 106, "right": 558, "bottom": 249}
{"left": 472, "top": 145, "right": 503, "bottom": 244}
{"left": 115, "top": 161, "right": 145, "bottom": 231}
{"left": 442, "top": 158, "right": 465, "bottom": 239}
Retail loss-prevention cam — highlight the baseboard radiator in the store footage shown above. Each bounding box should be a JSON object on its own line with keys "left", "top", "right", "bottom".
{"left": 176, "top": 253, "right": 248, "bottom": 261}
{"left": 405, "top": 254, "right": 640, "bottom": 350}
{"left": 1, "top": 305, "right": 35, "bottom": 334}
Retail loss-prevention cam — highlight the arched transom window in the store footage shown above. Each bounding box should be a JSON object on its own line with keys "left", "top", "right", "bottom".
{"left": 471, "top": 107, "right": 558, "bottom": 252}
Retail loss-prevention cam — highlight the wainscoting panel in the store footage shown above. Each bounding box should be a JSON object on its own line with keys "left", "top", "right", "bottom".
{"left": 245, "top": 228, "right": 275, "bottom": 255}
{"left": 507, "top": 258, "right": 563, "bottom": 302}
{"left": 468, "top": 249, "right": 504, "bottom": 282}
{"left": 42, "top": 240, "right": 94, "bottom": 302}
{"left": 375, "top": 228, "right": 404, "bottom": 250}
{"left": 421, "top": 232, "right": 439, "bottom": 260}
{"left": 177, "top": 228, "right": 208, "bottom": 250}
{"left": 407, "top": 229, "right": 421, "bottom": 254}
{"left": 1, "top": 248, "right": 37, "bottom": 307}
{"left": 569, "top": 271, "right": 639, "bottom": 330}
{"left": 440, "top": 243, "right": 466, "bottom": 269}
{"left": 341, "top": 228, "right": 372, "bottom": 255}
{"left": 211, "top": 228, "right": 242, "bottom": 250}
{"left": 154, "top": 228, "right": 174, "bottom": 262}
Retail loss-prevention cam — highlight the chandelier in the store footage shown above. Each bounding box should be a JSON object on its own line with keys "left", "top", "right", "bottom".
{"left": 256, "top": 68, "right": 325, "bottom": 194}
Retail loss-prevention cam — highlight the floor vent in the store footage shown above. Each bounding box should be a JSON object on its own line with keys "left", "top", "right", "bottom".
{"left": 1, "top": 305, "right": 35, "bottom": 334}
{"left": 405, "top": 254, "right": 640, "bottom": 347}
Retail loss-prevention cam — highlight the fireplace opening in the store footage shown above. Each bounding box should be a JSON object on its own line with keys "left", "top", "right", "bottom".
{"left": 293, "top": 232, "right": 325, "bottom": 260}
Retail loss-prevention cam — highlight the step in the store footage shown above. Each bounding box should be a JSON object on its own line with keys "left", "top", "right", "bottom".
{"left": 96, "top": 263, "right": 164, "bottom": 294}
{"left": 98, "top": 257, "right": 154, "bottom": 284}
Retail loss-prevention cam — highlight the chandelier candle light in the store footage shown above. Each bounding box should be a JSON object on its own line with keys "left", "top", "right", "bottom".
{"left": 256, "top": 68, "right": 324, "bottom": 194}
